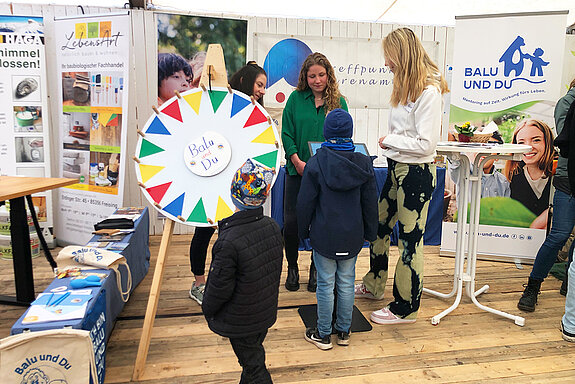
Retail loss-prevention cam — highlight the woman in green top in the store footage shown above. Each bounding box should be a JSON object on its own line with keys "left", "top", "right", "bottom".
{"left": 281, "top": 52, "right": 348, "bottom": 292}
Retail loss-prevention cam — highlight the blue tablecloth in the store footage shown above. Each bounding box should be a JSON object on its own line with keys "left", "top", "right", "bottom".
{"left": 271, "top": 166, "right": 445, "bottom": 247}
{"left": 11, "top": 207, "right": 151, "bottom": 384}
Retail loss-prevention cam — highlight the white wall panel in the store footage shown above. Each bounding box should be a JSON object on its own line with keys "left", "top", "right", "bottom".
{"left": 353, "top": 108, "right": 369, "bottom": 145}
{"left": 357, "top": 22, "right": 370, "bottom": 39}
{"left": 305, "top": 19, "right": 322, "bottom": 36}
{"left": 276, "top": 18, "right": 286, "bottom": 34}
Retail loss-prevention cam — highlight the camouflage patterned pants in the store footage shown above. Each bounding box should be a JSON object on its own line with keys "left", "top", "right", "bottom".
{"left": 362, "top": 160, "right": 436, "bottom": 319}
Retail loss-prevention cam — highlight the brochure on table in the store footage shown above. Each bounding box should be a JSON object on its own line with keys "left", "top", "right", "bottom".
{"left": 22, "top": 290, "right": 93, "bottom": 324}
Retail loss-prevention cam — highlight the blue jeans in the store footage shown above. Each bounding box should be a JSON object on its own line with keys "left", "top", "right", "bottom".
{"left": 563, "top": 255, "right": 575, "bottom": 333}
{"left": 313, "top": 250, "right": 356, "bottom": 338}
{"left": 530, "top": 189, "right": 575, "bottom": 281}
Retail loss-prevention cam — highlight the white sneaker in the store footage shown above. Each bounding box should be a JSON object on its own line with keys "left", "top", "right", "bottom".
{"left": 370, "top": 307, "right": 416, "bottom": 325}
{"left": 189, "top": 283, "right": 205, "bottom": 305}
{"left": 354, "top": 283, "right": 384, "bottom": 300}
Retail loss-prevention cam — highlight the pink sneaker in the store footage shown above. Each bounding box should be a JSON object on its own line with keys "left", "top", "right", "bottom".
{"left": 354, "top": 283, "right": 384, "bottom": 300}
{"left": 370, "top": 307, "right": 416, "bottom": 325}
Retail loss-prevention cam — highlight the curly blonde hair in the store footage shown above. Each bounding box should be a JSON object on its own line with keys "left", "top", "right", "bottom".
{"left": 383, "top": 28, "right": 449, "bottom": 107}
{"left": 296, "top": 52, "right": 343, "bottom": 114}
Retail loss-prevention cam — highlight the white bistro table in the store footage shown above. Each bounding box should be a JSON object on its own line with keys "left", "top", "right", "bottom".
{"left": 423, "top": 142, "right": 531, "bottom": 326}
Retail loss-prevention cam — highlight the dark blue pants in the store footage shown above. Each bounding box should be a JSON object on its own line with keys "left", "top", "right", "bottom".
{"left": 229, "top": 331, "right": 272, "bottom": 384}
{"left": 189, "top": 226, "right": 216, "bottom": 276}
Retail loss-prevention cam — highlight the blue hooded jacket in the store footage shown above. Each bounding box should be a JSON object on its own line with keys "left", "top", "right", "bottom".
{"left": 296, "top": 147, "right": 378, "bottom": 260}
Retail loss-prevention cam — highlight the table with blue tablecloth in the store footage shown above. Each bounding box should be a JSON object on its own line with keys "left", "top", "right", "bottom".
{"left": 271, "top": 166, "right": 445, "bottom": 247}
{"left": 10, "top": 207, "right": 151, "bottom": 383}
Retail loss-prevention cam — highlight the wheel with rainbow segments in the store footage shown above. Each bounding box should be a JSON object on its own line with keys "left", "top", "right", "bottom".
{"left": 134, "top": 87, "right": 281, "bottom": 226}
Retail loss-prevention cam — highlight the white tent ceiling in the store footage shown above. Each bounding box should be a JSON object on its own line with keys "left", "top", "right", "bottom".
{"left": 8, "top": 0, "right": 575, "bottom": 27}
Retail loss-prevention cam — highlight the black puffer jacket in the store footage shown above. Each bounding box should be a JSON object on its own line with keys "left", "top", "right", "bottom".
{"left": 202, "top": 207, "right": 283, "bottom": 338}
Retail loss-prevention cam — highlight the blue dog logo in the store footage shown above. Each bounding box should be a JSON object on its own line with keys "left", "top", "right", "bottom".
{"left": 499, "top": 36, "right": 549, "bottom": 77}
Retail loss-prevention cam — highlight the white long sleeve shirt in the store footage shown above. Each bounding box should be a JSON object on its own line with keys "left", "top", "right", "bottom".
{"left": 381, "top": 85, "right": 443, "bottom": 164}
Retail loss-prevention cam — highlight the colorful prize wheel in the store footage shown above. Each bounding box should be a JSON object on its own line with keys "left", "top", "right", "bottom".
{"left": 135, "top": 87, "right": 281, "bottom": 226}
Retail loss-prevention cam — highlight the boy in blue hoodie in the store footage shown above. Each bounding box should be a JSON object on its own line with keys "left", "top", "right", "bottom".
{"left": 297, "top": 108, "right": 378, "bottom": 349}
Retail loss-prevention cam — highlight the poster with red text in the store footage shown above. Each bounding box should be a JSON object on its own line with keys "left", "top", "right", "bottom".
{"left": 0, "top": 15, "right": 56, "bottom": 244}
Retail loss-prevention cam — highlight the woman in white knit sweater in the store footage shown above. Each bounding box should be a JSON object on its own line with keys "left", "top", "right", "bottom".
{"left": 354, "top": 27, "right": 449, "bottom": 324}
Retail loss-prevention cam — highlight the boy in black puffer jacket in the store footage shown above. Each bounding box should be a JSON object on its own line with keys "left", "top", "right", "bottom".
{"left": 297, "top": 109, "right": 378, "bottom": 350}
{"left": 202, "top": 159, "right": 283, "bottom": 383}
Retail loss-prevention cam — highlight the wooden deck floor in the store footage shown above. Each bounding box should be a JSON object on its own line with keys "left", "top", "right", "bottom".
{"left": 2, "top": 234, "right": 575, "bottom": 383}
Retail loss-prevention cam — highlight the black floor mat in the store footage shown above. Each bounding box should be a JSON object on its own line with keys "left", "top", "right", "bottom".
{"left": 297, "top": 304, "right": 372, "bottom": 333}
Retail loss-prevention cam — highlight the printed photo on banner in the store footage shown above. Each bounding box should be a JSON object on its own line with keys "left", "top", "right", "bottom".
{"left": 12, "top": 75, "right": 41, "bottom": 102}
{"left": 441, "top": 11, "right": 568, "bottom": 263}
{"left": 13, "top": 106, "right": 42, "bottom": 132}
{"left": 157, "top": 13, "right": 247, "bottom": 106}
{"left": 153, "top": 14, "right": 247, "bottom": 220}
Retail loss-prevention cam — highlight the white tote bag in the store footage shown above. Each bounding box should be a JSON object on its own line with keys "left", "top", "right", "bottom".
{"left": 57, "top": 246, "right": 132, "bottom": 302}
{"left": 0, "top": 329, "right": 97, "bottom": 384}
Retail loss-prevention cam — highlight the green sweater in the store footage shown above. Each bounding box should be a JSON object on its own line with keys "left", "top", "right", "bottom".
{"left": 281, "top": 88, "right": 348, "bottom": 176}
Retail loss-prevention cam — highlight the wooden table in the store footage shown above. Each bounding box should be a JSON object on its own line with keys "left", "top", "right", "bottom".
{"left": 423, "top": 143, "right": 531, "bottom": 326}
{"left": 0, "top": 176, "right": 77, "bottom": 306}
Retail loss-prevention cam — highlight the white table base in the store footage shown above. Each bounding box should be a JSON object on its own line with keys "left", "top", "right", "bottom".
{"left": 424, "top": 144, "right": 530, "bottom": 326}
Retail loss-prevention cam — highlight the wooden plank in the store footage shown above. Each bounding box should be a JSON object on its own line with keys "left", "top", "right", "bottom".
{"left": 297, "top": 18, "right": 306, "bottom": 35}
{"left": 132, "top": 219, "right": 175, "bottom": 380}
{"left": 11, "top": 3, "right": 32, "bottom": 15}
{"left": 198, "top": 44, "right": 228, "bottom": 89}
{"left": 330, "top": 20, "right": 341, "bottom": 38}
{"left": 0, "top": 3, "right": 11, "bottom": 13}
{"left": 276, "top": 18, "right": 287, "bottom": 35}
{"left": 286, "top": 18, "right": 298, "bottom": 35}
{"left": 346, "top": 21, "right": 358, "bottom": 39}
{"left": 338, "top": 20, "right": 347, "bottom": 38}
{"left": 377, "top": 108, "right": 389, "bottom": 160}
{"left": 323, "top": 20, "right": 331, "bottom": 37}
{"left": 256, "top": 17, "right": 268, "bottom": 34}
{"left": 370, "top": 22, "right": 383, "bottom": 40}
{"left": 436, "top": 26, "right": 449, "bottom": 75}
{"left": 267, "top": 17, "right": 277, "bottom": 34}
{"left": 305, "top": 19, "right": 322, "bottom": 37}
{"left": 367, "top": 109, "right": 380, "bottom": 155}
{"left": 353, "top": 108, "right": 368, "bottom": 145}
{"left": 382, "top": 22, "right": 393, "bottom": 37}
{"left": 357, "top": 21, "right": 371, "bottom": 39}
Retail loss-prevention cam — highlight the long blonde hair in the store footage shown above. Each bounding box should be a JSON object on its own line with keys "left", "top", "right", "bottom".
{"left": 503, "top": 119, "right": 556, "bottom": 181}
{"left": 296, "top": 52, "right": 343, "bottom": 113}
{"left": 383, "top": 28, "right": 449, "bottom": 107}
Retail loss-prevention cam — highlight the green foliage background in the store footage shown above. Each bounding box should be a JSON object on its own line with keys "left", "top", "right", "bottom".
{"left": 449, "top": 101, "right": 537, "bottom": 143}
{"left": 157, "top": 14, "right": 247, "bottom": 77}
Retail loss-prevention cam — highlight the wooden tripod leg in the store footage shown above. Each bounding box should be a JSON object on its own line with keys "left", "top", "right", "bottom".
{"left": 132, "top": 219, "right": 175, "bottom": 380}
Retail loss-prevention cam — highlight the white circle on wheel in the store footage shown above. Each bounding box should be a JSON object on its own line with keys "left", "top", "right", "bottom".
{"left": 183, "top": 131, "right": 232, "bottom": 177}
